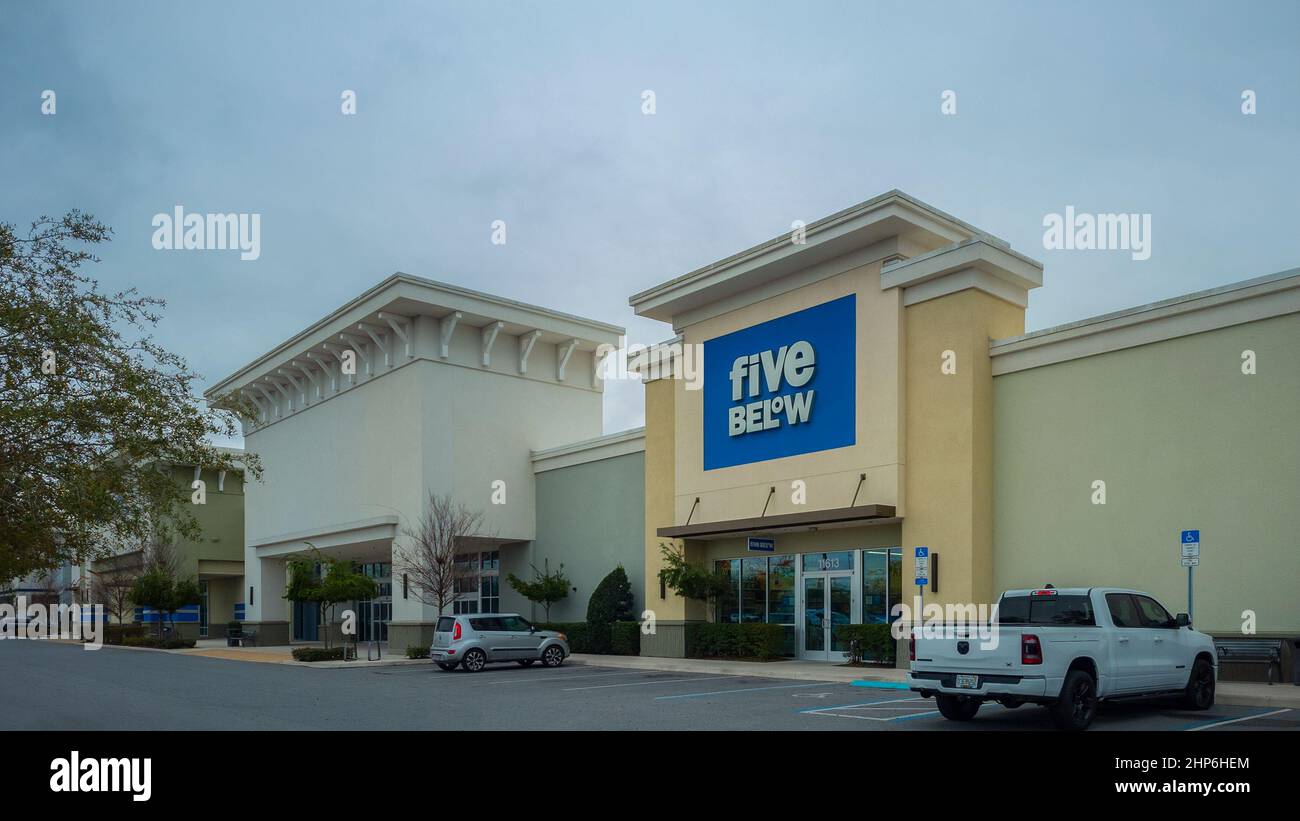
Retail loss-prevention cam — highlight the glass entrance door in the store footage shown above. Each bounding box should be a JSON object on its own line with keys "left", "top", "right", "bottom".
{"left": 802, "top": 574, "right": 852, "bottom": 660}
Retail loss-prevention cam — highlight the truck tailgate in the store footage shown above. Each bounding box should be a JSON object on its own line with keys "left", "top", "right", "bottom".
{"left": 912, "top": 627, "right": 1023, "bottom": 674}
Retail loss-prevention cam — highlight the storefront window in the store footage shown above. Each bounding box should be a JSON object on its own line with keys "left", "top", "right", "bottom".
{"left": 887, "top": 548, "right": 902, "bottom": 621}
{"left": 863, "top": 549, "right": 888, "bottom": 623}
{"left": 767, "top": 555, "right": 796, "bottom": 625}
{"left": 741, "top": 558, "right": 766, "bottom": 623}
{"left": 715, "top": 560, "right": 740, "bottom": 623}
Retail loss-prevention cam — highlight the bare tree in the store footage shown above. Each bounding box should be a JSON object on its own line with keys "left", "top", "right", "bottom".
{"left": 90, "top": 553, "right": 144, "bottom": 627}
{"left": 395, "top": 493, "right": 487, "bottom": 616}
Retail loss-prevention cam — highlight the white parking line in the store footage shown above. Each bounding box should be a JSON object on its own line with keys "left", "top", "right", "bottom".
{"left": 1186, "top": 708, "right": 1291, "bottom": 732}
{"left": 801, "top": 696, "right": 940, "bottom": 722}
{"left": 487, "top": 670, "right": 649, "bottom": 685}
{"left": 655, "top": 681, "right": 838, "bottom": 700}
{"left": 563, "top": 675, "right": 736, "bottom": 692}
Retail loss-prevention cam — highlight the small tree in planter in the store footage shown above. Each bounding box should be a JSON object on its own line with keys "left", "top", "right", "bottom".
{"left": 657, "top": 543, "right": 731, "bottom": 602}
{"left": 129, "top": 541, "right": 201, "bottom": 638}
{"left": 284, "top": 550, "right": 377, "bottom": 651}
{"left": 507, "top": 562, "right": 569, "bottom": 622}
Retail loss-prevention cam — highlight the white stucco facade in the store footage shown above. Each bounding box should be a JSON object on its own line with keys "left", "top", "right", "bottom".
{"left": 205, "top": 274, "right": 622, "bottom": 645}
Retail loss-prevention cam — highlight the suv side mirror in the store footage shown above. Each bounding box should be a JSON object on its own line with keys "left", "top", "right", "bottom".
{"left": 1175, "top": 613, "right": 1190, "bottom": 627}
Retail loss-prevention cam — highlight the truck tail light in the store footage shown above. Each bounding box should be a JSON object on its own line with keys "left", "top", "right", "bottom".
{"left": 1021, "top": 633, "right": 1042, "bottom": 665}
{"left": 453, "top": 621, "right": 462, "bottom": 641}
{"left": 908, "top": 635, "right": 916, "bottom": 662}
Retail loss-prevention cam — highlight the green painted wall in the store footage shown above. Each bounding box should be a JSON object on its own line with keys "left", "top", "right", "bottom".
{"left": 164, "top": 465, "right": 246, "bottom": 574}
{"left": 517, "top": 451, "right": 646, "bottom": 623}
{"left": 992, "top": 313, "right": 1300, "bottom": 636}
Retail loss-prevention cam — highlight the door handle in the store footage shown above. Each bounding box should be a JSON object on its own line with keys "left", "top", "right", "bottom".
{"left": 1153, "top": 637, "right": 1164, "bottom": 643}
{"left": 1118, "top": 637, "right": 1130, "bottom": 643}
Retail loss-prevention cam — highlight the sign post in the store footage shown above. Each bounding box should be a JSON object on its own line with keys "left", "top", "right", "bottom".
{"left": 914, "top": 546, "right": 929, "bottom": 632}
{"left": 1180, "top": 529, "right": 1200, "bottom": 623}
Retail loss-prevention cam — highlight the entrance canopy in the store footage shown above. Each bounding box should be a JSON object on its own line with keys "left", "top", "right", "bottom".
{"left": 657, "top": 504, "right": 897, "bottom": 540}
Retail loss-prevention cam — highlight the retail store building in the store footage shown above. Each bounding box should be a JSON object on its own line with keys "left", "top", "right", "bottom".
{"left": 208, "top": 191, "right": 1298, "bottom": 674}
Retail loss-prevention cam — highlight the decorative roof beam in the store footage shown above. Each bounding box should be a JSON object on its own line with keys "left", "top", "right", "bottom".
{"left": 379, "top": 312, "right": 411, "bottom": 360}
{"left": 358, "top": 323, "right": 391, "bottom": 368}
{"left": 307, "top": 351, "right": 340, "bottom": 392}
{"left": 557, "top": 338, "right": 578, "bottom": 382}
{"left": 320, "top": 343, "right": 354, "bottom": 387}
{"left": 518, "top": 329, "right": 542, "bottom": 374}
{"left": 292, "top": 360, "right": 324, "bottom": 400}
{"left": 265, "top": 377, "right": 295, "bottom": 412}
{"left": 338, "top": 333, "right": 373, "bottom": 376}
{"left": 276, "top": 368, "right": 308, "bottom": 406}
{"left": 251, "top": 384, "right": 281, "bottom": 418}
{"left": 481, "top": 321, "right": 503, "bottom": 367}
{"left": 439, "top": 311, "right": 462, "bottom": 358}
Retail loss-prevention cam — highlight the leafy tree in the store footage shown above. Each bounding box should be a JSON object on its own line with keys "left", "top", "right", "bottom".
{"left": 284, "top": 548, "right": 377, "bottom": 650}
{"left": 587, "top": 565, "right": 634, "bottom": 625}
{"left": 0, "top": 211, "right": 260, "bottom": 581}
{"left": 128, "top": 544, "right": 202, "bottom": 638}
{"left": 507, "top": 562, "right": 569, "bottom": 622}
{"left": 658, "top": 543, "right": 731, "bottom": 602}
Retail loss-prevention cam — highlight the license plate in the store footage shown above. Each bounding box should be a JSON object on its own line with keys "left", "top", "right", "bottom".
{"left": 954, "top": 674, "right": 979, "bottom": 689}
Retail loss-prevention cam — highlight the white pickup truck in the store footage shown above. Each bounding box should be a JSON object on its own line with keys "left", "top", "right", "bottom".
{"left": 907, "top": 587, "right": 1217, "bottom": 730}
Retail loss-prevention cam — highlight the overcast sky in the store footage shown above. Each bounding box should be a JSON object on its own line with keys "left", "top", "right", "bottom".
{"left": 4, "top": 1, "right": 1298, "bottom": 439}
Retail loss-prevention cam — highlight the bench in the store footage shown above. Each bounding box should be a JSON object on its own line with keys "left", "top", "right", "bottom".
{"left": 1215, "top": 638, "right": 1282, "bottom": 684}
{"left": 227, "top": 628, "right": 258, "bottom": 647}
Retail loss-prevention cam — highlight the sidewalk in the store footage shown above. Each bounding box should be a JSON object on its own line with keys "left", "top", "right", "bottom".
{"left": 569, "top": 653, "right": 1300, "bottom": 707}
{"left": 569, "top": 653, "right": 908, "bottom": 686}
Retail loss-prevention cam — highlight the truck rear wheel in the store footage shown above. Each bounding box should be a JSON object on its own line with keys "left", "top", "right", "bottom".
{"left": 1050, "top": 669, "right": 1098, "bottom": 731}
{"left": 935, "top": 694, "right": 981, "bottom": 721}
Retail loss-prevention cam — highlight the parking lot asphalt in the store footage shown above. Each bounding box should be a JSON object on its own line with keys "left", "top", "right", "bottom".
{"left": 2, "top": 640, "right": 1296, "bottom": 732}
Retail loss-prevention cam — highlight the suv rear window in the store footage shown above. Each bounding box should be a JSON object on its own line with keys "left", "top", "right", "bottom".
{"left": 998, "top": 595, "right": 1095, "bottom": 626}
{"left": 436, "top": 617, "right": 456, "bottom": 632}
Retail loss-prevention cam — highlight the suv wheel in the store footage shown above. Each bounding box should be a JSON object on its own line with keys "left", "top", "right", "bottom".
{"left": 935, "top": 694, "right": 981, "bottom": 721}
{"left": 1050, "top": 669, "right": 1098, "bottom": 730}
{"left": 461, "top": 648, "right": 487, "bottom": 672}
{"left": 1181, "top": 658, "right": 1215, "bottom": 710}
{"left": 541, "top": 645, "right": 565, "bottom": 668}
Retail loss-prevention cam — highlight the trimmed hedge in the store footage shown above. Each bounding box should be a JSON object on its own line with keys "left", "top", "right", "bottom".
{"left": 538, "top": 621, "right": 641, "bottom": 656}
{"left": 405, "top": 646, "right": 430, "bottom": 659}
{"left": 539, "top": 622, "right": 596, "bottom": 654}
{"left": 836, "top": 623, "right": 896, "bottom": 664}
{"left": 102, "top": 624, "right": 145, "bottom": 645}
{"left": 687, "top": 623, "right": 785, "bottom": 660}
{"left": 292, "top": 647, "right": 345, "bottom": 662}
{"left": 121, "top": 635, "right": 196, "bottom": 649}
{"left": 611, "top": 621, "right": 640, "bottom": 656}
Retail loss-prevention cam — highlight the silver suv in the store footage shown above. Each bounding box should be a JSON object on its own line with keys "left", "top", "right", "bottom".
{"left": 429, "top": 613, "right": 569, "bottom": 672}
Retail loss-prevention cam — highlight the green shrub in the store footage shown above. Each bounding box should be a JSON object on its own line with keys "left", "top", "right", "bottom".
{"left": 586, "top": 566, "right": 634, "bottom": 654}
{"left": 538, "top": 622, "right": 600, "bottom": 654}
{"left": 686, "top": 623, "right": 785, "bottom": 660}
{"left": 610, "top": 621, "right": 640, "bottom": 656}
{"left": 121, "top": 635, "right": 195, "bottom": 649}
{"left": 292, "top": 647, "right": 345, "bottom": 662}
{"left": 102, "top": 623, "right": 145, "bottom": 645}
{"left": 405, "top": 646, "right": 430, "bottom": 659}
{"left": 836, "top": 624, "right": 896, "bottom": 664}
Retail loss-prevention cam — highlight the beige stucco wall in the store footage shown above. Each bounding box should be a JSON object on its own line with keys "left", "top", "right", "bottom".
{"left": 672, "top": 262, "right": 905, "bottom": 526}
{"left": 992, "top": 313, "right": 1300, "bottom": 635}
{"left": 901, "top": 289, "right": 1025, "bottom": 607}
